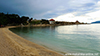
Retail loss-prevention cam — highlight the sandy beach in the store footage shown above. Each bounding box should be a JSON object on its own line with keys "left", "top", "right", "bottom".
{"left": 0, "top": 26, "right": 64, "bottom": 56}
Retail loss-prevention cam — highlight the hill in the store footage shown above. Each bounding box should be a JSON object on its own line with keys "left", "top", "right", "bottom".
{"left": 91, "top": 21, "right": 100, "bottom": 24}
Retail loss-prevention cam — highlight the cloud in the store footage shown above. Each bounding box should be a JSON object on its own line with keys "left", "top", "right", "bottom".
{"left": 54, "top": 9, "right": 100, "bottom": 23}
{"left": 86, "top": 10, "right": 100, "bottom": 21}
{"left": 53, "top": 0, "right": 100, "bottom": 23}
{"left": 0, "top": 0, "right": 100, "bottom": 22}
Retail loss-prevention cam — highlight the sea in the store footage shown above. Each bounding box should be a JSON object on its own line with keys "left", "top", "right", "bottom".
{"left": 10, "top": 24, "right": 100, "bottom": 56}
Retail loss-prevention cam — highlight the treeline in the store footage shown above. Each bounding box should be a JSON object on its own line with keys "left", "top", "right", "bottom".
{"left": 30, "top": 19, "right": 49, "bottom": 24}
{"left": 0, "top": 12, "right": 51, "bottom": 26}
{"left": 0, "top": 12, "right": 86, "bottom": 26}
{"left": 0, "top": 12, "right": 29, "bottom": 26}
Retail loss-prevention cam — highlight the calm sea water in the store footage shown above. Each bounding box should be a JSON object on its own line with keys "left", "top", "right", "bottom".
{"left": 10, "top": 24, "right": 100, "bottom": 56}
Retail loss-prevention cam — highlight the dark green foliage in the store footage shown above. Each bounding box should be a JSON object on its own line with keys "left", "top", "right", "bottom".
{"left": 29, "top": 18, "right": 33, "bottom": 23}
{"left": 20, "top": 16, "right": 29, "bottom": 25}
{"left": 0, "top": 12, "right": 29, "bottom": 26}
{"left": 0, "top": 13, "right": 8, "bottom": 25}
{"left": 31, "top": 20, "right": 41, "bottom": 24}
{"left": 41, "top": 19, "right": 49, "bottom": 24}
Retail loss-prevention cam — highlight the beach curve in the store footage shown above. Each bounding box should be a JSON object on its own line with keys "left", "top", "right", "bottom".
{"left": 0, "top": 26, "right": 64, "bottom": 56}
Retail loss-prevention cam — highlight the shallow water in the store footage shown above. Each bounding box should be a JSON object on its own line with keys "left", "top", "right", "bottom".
{"left": 10, "top": 24, "right": 100, "bottom": 56}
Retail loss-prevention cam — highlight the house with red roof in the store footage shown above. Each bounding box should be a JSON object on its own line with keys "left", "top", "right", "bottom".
{"left": 49, "top": 19, "right": 55, "bottom": 24}
{"left": 75, "top": 20, "right": 80, "bottom": 24}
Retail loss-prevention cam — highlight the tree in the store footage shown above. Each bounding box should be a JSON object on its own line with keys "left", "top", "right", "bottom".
{"left": 0, "top": 13, "right": 8, "bottom": 25}
{"left": 41, "top": 19, "right": 49, "bottom": 24}
{"left": 0, "top": 12, "right": 29, "bottom": 26}
{"left": 21, "top": 16, "right": 29, "bottom": 24}
{"left": 29, "top": 18, "right": 33, "bottom": 23}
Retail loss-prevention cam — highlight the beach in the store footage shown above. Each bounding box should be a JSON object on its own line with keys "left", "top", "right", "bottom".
{"left": 0, "top": 26, "right": 63, "bottom": 56}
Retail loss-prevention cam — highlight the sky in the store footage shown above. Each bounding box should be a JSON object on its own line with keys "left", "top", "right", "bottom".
{"left": 0, "top": 0, "right": 100, "bottom": 23}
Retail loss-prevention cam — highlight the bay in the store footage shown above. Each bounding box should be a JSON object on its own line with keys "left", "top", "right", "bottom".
{"left": 10, "top": 24, "right": 100, "bottom": 55}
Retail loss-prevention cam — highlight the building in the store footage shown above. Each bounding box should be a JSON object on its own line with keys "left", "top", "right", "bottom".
{"left": 49, "top": 19, "right": 55, "bottom": 24}
{"left": 75, "top": 20, "right": 80, "bottom": 24}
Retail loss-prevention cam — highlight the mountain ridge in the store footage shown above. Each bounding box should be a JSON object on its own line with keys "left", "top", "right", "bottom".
{"left": 91, "top": 21, "right": 100, "bottom": 24}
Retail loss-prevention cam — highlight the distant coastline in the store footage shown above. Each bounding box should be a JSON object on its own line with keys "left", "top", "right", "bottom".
{"left": 0, "top": 12, "right": 88, "bottom": 28}
{"left": 91, "top": 21, "right": 100, "bottom": 24}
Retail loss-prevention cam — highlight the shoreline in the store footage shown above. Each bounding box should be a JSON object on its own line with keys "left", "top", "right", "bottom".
{"left": 0, "top": 26, "right": 64, "bottom": 56}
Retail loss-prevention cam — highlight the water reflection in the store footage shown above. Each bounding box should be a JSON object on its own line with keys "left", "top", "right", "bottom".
{"left": 50, "top": 26, "right": 55, "bottom": 31}
{"left": 55, "top": 25, "right": 78, "bottom": 34}
{"left": 10, "top": 24, "right": 100, "bottom": 54}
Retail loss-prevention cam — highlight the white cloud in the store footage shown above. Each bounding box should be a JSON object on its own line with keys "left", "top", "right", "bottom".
{"left": 86, "top": 10, "right": 100, "bottom": 22}
{"left": 55, "top": 6, "right": 66, "bottom": 11}
{"left": 97, "top": 1, "right": 100, "bottom": 5}
{"left": 0, "top": 0, "right": 100, "bottom": 20}
{"left": 54, "top": 12, "right": 79, "bottom": 22}
{"left": 54, "top": 10, "right": 100, "bottom": 23}
{"left": 86, "top": 10, "right": 100, "bottom": 18}
{"left": 31, "top": 0, "right": 97, "bottom": 18}
{"left": 68, "top": 0, "right": 95, "bottom": 7}
{"left": 95, "top": 1, "right": 100, "bottom": 9}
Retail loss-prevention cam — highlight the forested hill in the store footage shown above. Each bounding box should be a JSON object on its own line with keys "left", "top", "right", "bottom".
{"left": 0, "top": 12, "right": 30, "bottom": 26}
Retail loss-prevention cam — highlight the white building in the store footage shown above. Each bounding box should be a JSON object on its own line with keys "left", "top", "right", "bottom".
{"left": 49, "top": 19, "right": 55, "bottom": 24}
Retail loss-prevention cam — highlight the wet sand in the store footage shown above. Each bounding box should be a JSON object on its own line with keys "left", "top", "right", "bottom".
{"left": 0, "top": 26, "right": 64, "bottom": 56}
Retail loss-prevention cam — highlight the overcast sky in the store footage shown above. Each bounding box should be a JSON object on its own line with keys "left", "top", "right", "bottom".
{"left": 0, "top": 0, "right": 100, "bottom": 23}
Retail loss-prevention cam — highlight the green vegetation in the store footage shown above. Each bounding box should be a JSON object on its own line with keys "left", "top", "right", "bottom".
{"left": 40, "top": 19, "right": 49, "bottom": 24}
{"left": 0, "top": 12, "right": 50, "bottom": 26}
{"left": 0, "top": 12, "right": 86, "bottom": 27}
{"left": 30, "top": 19, "right": 49, "bottom": 24}
{"left": 0, "top": 12, "right": 29, "bottom": 26}
{"left": 31, "top": 20, "right": 41, "bottom": 24}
